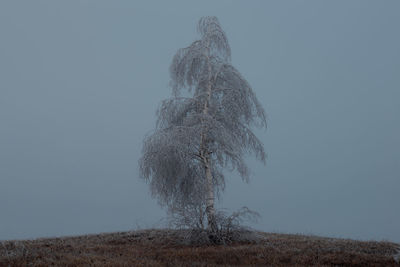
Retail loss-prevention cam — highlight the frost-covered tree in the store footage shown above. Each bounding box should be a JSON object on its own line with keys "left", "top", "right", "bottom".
{"left": 139, "top": 17, "right": 266, "bottom": 233}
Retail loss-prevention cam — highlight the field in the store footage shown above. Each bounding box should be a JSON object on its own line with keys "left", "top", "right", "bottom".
{"left": 1, "top": 229, "right": 399, "bottom": 266}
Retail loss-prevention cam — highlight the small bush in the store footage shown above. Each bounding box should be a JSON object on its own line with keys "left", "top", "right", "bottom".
{"left": 168, "top": 206, "right": 264, "bottom": 245}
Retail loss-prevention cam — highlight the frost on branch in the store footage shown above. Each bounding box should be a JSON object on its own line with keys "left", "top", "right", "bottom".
{"left": 139, "top": 16, "right": 266, "bottom": 240}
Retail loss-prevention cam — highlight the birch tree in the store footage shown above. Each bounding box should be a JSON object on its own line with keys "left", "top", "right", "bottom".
{"left": 139, "top": 17, "right": 266, "bottom": 233}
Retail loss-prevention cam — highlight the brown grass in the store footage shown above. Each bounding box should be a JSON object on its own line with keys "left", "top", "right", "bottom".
{"left": 1, "top": 229, "right": 399, "bottom": 266}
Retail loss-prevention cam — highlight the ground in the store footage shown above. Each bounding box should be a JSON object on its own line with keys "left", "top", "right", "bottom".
{"left": 1, "top": 229, "right": 399, "bottom": 266}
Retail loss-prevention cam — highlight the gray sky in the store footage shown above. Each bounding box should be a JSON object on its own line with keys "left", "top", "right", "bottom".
{"left": 1, "top": 1, "right": 399, "bottom": 242}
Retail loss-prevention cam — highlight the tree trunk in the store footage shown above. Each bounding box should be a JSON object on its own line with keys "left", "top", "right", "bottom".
{"left": 201, "top": 43, "right": 217, "bottom": 233}
{"left": 203, "top": 154, "right": 217, "bottom": 232}
{"left": 200, "top": 120, "right": 216, "bottom": 232}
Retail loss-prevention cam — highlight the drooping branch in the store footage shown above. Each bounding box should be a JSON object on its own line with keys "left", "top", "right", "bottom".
{"left": 139, "top": 16, "right": 266, "bottom": 233}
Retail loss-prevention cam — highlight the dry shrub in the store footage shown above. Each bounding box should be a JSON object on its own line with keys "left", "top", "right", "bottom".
{"left": 168, "top": 206, "right": 264, "bottom": 245}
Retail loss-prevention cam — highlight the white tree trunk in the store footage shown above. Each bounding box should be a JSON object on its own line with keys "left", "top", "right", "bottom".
{"left": 200, "top": 109, "right": 217, "bottom": 232}
{"left": 203, "top": 154, "right": 216, "bottom": 232}
{"left": 201, "top": 43, "right": 217, "bottom": 232}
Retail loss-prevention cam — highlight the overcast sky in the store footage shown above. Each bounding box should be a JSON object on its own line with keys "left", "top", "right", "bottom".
{"left": 1, "top": 1, "right": 399, "bottom": 242}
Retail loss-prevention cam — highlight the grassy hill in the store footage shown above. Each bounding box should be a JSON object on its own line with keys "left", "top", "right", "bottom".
{"left": 1, "top": 229, "right": 399, "bottom": 266}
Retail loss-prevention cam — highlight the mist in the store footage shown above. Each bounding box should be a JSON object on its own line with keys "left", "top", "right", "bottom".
{"left": 1, "top": 1, "right": 399, "bottom": 242}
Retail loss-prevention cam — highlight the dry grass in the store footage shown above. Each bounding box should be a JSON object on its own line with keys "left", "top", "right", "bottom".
{"left": 1, "top": 229, "right": 399, "bottom": 266}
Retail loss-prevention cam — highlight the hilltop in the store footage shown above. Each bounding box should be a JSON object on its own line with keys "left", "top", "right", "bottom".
{"left": 1, "top": 229, "right": 399, "bottom": 266}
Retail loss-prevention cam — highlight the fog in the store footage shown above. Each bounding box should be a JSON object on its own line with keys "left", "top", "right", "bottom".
{"left": 1, "top": 1, "right": 399, "bottom": 242}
